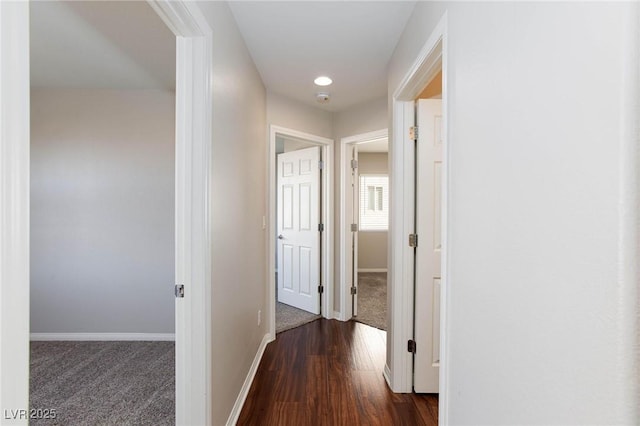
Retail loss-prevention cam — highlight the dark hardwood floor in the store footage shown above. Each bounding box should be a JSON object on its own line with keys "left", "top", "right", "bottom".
{"left": 237, "top": 319, "right": 438, "bottom": 425}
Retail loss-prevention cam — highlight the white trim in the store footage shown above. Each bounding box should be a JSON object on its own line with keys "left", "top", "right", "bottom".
{"left": 358, "top": 268, "right": 388, "bottom": 273}
{"left": 148, "top": 2, "right": 214, "bottom": 425}
{"left": 0, "top": 2, "right": 30, "bottom": 421}
{"left": 30, "top": 333, "right": 176, "bottom": 341}
{"left": 383, "top": 365, "right": 392, "bottom": 389}
{"left": 226, "top": 333, "right": 272, "bottom": 426}
{"left": 339, "top": 129, "right": 388, "bottom": 322}
{"left": 268, "top": 125, "right": 334, "bottom": 339}
{"left": 387, "top": 100, "right": 416, "bottom": 393}
{"left": 389, "top": 11, "right": 448, "bottom": 405}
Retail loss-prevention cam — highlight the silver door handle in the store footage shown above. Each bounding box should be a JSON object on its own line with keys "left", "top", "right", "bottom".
{"left": 278, "top": 234, "right": 284, "bottom": 240}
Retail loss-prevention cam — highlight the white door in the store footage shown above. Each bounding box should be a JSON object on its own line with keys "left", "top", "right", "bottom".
{"left": 414, "top": 99, "right": 443, "bottom": 393}
{"left": 351, "top": 146, "right": 359, "bottom": 316}
{"left": 277, "top": 146, "right": 321, "bottom": 314}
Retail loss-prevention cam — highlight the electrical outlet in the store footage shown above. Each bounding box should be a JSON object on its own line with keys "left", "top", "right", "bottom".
{"left": 257, "top": 310, "right": 261, "bottom": 326}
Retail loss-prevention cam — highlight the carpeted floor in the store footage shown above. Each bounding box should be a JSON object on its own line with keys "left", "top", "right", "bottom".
{"left": 276, "top": 301, "right": 321, "bottom": 334}
{"left": 275, "top": 273, "right": 321, "bottom": 334}
{"left": 354, "top": 272, "right": 387, "bottom": 330}
{"left": 30, "top": 341, "right": 174, "bottom": 426}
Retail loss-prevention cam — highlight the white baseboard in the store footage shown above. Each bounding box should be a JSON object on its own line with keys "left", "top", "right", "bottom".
{"left": 333, "top": 310, "right": 343, "bottom": 321}
{"left": 358, "top": 268, "right": 388, "bottom": 273}
{"left": 383, "top": 364, "right": 392, "bottom": 389}
{"left": 30, "top": 333, "right": 175, "bottom": 341}
{"left": 226, "top": 333, "right": 272, "bottom": 426}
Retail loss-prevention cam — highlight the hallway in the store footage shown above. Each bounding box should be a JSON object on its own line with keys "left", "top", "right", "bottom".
{"left": 238, "top": 319, "right": 437, "bottom": 425}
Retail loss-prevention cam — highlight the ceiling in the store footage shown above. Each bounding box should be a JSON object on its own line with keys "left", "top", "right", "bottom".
{"left": 30, "top": 1, "right": 175, "bottom": 90}
{"left": 30, "top": 1, "right": 415, "bottom": 111}
{"left": 229, "top": 1, "right": 416, "bottom": 112}
{"left": 357, "top": 138, "right": 388, "bottom": 153}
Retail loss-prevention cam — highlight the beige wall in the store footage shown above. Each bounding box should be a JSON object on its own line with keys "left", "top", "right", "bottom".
{"left": 30, "top": 88, "right": 175, "bottom": 334}
{"left": 267, "top": 91, "right": 333, "bottom": 138}
{"left": 357, "top": 152, "right": 388, "bottom": 270}
{"left": 418, "top": 69, "right": 442, "bottom": 99}
{"left": 195, "top": 3, "right": 267, "bottom": 424}
{"left": 333, "top": 96, "right": 388, "bottom": 139}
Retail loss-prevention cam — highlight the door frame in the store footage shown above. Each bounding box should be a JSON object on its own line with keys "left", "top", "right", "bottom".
{"left": 268, "top": 125, "right": 334, "bottom": 339}
{"left": 0, "top": 2, "right": 30, "bottom": 418}
{"left": 339, "top": 129, "right": 388, "bottom": 321}
{"left": 0, "top": 1, "right": 214, "bottom": 424}
{"left": 148, "top": 2, "right": 213, "bottom": 424}
{"left": 388, "top": 9, "right": 448, "bottom": 418}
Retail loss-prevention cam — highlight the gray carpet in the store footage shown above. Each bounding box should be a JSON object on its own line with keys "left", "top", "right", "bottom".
{"left": 354, "top": 272, "right": 387, "bottom": 330}
{"left": 30, "top": 341, "right": 174, "bottom": 426}
{"left": 276, "top": 301, "right": 321, "bottom": 334}
{"left": 275, "top": 273, "right": 321, "bottom": 333}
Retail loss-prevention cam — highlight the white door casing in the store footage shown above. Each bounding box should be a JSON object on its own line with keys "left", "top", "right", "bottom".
{"left": 351, "top": 145, "right": 359, "bottom": 317}
{"left": 339, "top": 129, "right": 387, "bottom": 322}
{"left": 149, "top": 2, "right": 214, "bottom": 423}
{"left": 268, "top": 126, "right": 333, "bottom": 338}
{"left": 389, "top": 12, "right": 446, "bottom": 409}
{"left": 0, "top": 1, "right": 30, "bottom": 421}
{"left": 414, "top": 99, "right": 443, "bottom": 393}
{"left": 277, "top": 146, "right": 321, "bottom": 314}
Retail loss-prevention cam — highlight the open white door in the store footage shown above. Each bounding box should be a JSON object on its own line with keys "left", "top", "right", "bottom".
{"left": 277, "top": 146, "right": 321, "bottom": 314}
{"left": 414, "top": 99, "right": 443, "bottom": 393}
{"left": 351, "top": 146, "right": 359, "bottom": 316}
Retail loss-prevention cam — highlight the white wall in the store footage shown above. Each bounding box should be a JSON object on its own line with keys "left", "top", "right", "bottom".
{"left": 194, "top": 3, "right": 267, "bottom": 425}
{"left": 389, "top": 2, "right": 639, "bottom": 424}
{"left": 30, "top": 88, "right": 175, "bottom": 334}
{"left": 358, "top": 152, "right": 388, "bottom": 270}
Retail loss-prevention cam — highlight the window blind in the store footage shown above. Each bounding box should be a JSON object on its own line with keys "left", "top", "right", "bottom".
{"left": 359, "top": 175, "right": 389, "bottom": 231}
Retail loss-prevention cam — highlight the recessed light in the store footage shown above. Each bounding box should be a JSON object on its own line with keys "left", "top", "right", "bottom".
{"left": 314, "top": 76, "right": 332, "bottom": 86}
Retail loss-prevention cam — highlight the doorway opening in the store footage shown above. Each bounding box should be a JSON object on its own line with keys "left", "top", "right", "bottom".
{"left": 268, "top": 126, "right": 334, "bottom": 338}
{"left": 29, "top": 2, "right": 177, "bottom": 424}
{"left": 339, "top": 129, "right": 389, "bottom": 331}
{"left": 389, "top": 11, "right": 447, "bottom": 423}
{"left": 0, "top": 0, "right": 216, "bottom": 423}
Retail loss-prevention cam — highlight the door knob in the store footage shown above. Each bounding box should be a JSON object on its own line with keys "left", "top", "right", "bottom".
{"left": 278, "top": 234, "right": 284, "bottom": 240}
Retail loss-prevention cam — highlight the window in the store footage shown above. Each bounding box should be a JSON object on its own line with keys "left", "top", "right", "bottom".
{"left": 359, "top": 175, "right": 388, "bottom": 231}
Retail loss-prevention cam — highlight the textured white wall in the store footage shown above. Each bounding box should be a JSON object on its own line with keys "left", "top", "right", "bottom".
{"left": 30, "top": 88, "right": 175, "bottom": 334}
{"left": 194, "top": 3, "right": 268, "bottom": 425}
{"left": 389, "top": 2, "right": 639, "bottom": 424}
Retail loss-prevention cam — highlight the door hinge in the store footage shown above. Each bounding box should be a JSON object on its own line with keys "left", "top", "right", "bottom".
{"left": 175, "top": 284, "right": 184, "bottom": 298}
{"left": 407, "top": 339, "right": 416, "bottom": 354}
{"left": 319, "top": 160, "right": 324, "bottom": 170}
{"left": 351, "top": 159, "right": 358, "bottom": 170}
{"left": 351, "top": 223, "right": 358, "bottom": 232}
{"left": 350, "top": 286, "right": 357, "bottom": 295}
{"left": 318, "top": 285, "right": 324, "bottom": 294}
{"left": 409, "top": 126, "right": 419, "bottom": 141}
{"left": 318, "top": 223, "right": 324, "bottom": 232}
{"left": 409, "top": 233, "right": 418, "bottom": 247}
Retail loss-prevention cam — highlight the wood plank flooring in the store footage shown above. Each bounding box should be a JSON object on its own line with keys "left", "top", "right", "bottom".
{"left": 238, "top": 319, "right": 438, "bottom": 425}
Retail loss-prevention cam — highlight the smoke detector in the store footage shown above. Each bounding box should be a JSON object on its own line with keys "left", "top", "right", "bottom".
{"left": 316, "top": 92, "right": 330, "bottom": 104}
